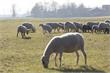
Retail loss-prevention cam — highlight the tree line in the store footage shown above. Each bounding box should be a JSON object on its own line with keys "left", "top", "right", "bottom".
{"left": 31, "top": 1, "right": 110, "bottom": 18}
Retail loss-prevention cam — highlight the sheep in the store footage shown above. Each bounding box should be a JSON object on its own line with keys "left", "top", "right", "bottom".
{"left": 105, "top": 20, "right": 110, "bottom": 23}
{"left": 74, "top": 22, "right": 83, "bottom": 32}
{"left": 87, "top": 22, "right": 99, "bottom": 31}
{"left": 46, "top": 23, "right": 60, "bottom": 32}
{"left": 98, "top": 23, "right": 110, "bottom": 33}
{"left": 58, "top": 23, "right": 65, "bottom": 32}
{"left": 39, "top": 24, "right": 52, "bottom": 34}
{"left": 83, "top": 22, "right": 99, "bottom": 33}
{"left": 92, "top": 25, "right": 99, "bottom": 33}
{"left": 104, "top": 28, "right": 110, "bottom": 34}
{"left": 82, "top": 25, "right": 91, "bottom": 32}
{"left": 22, "top": 23, "right": 36, "bottom": 33}
{"left": 17, "top": 25, "right": 30, "bottom": 39}
{"left": 64, "top": 22, "right": 77, "bottom": 32}
{"left": 41, "top": 32, "right": 87, "bottom": 68}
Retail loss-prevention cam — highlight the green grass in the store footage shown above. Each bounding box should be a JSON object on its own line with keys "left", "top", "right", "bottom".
{"left": 0, "top": 18, "right": 110, "bottom": 73}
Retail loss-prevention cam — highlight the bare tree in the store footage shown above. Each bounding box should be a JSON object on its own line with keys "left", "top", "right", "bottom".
{"left": 12, "top": 4, "right": 16, "bottom": 17}
{"left": 51, "top": 0, "right": 58, "bottom": 11}
{"left": 31, "top": 2, "right": 110, "bottom": 18}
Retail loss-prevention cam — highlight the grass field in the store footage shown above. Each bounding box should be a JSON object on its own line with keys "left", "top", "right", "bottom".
{"left": 0, "top": 17, "right": 110, "bottom": 73}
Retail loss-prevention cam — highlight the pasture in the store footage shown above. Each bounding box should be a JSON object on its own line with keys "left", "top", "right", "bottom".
{"left": 0, "top": 17, "right": 110, "bottom": 73}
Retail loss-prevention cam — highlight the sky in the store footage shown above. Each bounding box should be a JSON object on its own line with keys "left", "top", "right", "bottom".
{"left": 0, "top": 0, "right": 110, "bottom": 15}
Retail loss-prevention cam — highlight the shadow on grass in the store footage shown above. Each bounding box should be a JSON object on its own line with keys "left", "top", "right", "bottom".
{"left": 23, "top": 37, "right": 31, "bottom": 40}
{"left": 49, "top": 65, "right": 106, "bottom": 73}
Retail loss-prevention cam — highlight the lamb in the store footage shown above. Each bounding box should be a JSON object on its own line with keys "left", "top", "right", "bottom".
{"left": 41, "top": 32, "right": 87, "bottom": 68}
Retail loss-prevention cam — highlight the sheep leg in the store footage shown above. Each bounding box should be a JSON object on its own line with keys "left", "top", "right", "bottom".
{"left": 75, "top": 51, "right": 79, "bottom": 65}
{"left": 23, "top": 33, "right": 25, "bottom": 38}
{"left": 57, "top": 28, "right": 60, "bottom": 32}
{"left": 64, "top": 28, "right": 66, "bottom": 32}
{"left": 54, "top": 29, "right": 56, "bottom": 33}
{"left": 24, "top": 33, "right": 26, "bottom": 38}
{"left": 17, "top": 31, "right": 19, "bottom": 37}
{"left": 81, "top": 49, "right": 87, "bottom": 65}
{"left": 91, "top": 29, "right": 93, "bottom": 33}
{"left": 22, "top": 33, "right": 26, "bottom": 39}
{"left": 94, "top": 29, "right": 96, "bottom": 33}
{"left": 26, "top": 30, "right": 29, "bottom": 35}
{"left": 21, "top": 33, "right": 23, "bottom": 39}
{"left": 55, "top": 53, "right": 58, "bottom": 67}
{"left": 59, "top": 52, "right": 62, "bottom": 67}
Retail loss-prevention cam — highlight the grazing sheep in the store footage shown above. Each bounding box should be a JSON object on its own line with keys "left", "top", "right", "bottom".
{"left": 58, "top": 23, "right": 65, "bottom": 32}
{"left": 87, "top": 22, "right": 99, "bottom": 30}
{"left": 82, "top": 25, "right": 91, "bottom": 32}
{"left": 98, "top": 23, "right": 110, "bottom": 33}
{"left": 39, "top": 24, "right": 52, "bottom": 34}
{"left": 64, "top": 22, "right": 77, "bottom": 32}
{"left": 41, "top": 32, "right": 87, "bottom": 68}
{"left": 17, "top": 25, "right": 30, "bottom": 39}
{"left": 85, "top": 22, "right": 99, "bottom": 32}
{"left": 92, "top": 25, "right": 99, "bottom": 33}
{"left": 22, "top": 23, "right": 36, "bottom": 33}
{"left": 74, "top": 22, "right": 83, "bottom": 32}
{"left": 46, "top": 23, "right": 60, "bottom": 32}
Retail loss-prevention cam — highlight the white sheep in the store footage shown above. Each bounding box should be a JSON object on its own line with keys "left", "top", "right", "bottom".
{"left": 41, "top": 32, "right": 87, "bottom": 68}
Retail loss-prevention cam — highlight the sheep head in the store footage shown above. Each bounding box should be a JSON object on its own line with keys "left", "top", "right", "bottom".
{"left": 41, "top": 56, "right": 49, "bottom": 68}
